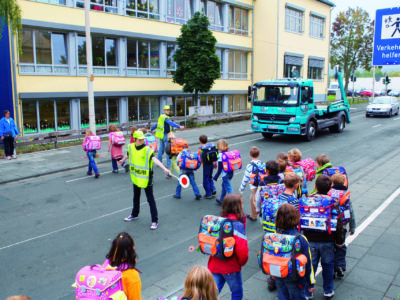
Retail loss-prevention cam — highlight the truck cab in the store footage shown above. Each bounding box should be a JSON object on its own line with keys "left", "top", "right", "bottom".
{"left": 249, "top": 73, "right": 350, "bottom": 141}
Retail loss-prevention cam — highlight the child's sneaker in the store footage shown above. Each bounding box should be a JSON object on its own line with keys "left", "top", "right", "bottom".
{"left": 124, "top": 164, "right": 130, "bottom": 173}
{"left": 195, "top": 195, "right": 202, "bottom": 200}
{"left": 150, "top": 222, "right": 158, "bottom": 230}
{"left": 112, "top": 170, "right": 118, "bottom": 173}
{"left": 305, "top": 293, "right": 314, "bottom": 300}
{"left": 324, "top": 291, "right": 335, "bottom": 299}
{"left": 267, "top": 276, "right": 276, "bottom": 291}
{"left": 94, "top": 173, "right": 100, "bottom": 179}
{"left": 334, "top": 267, "right": 344, "bottom": 279}
{"left": 124, "top": 215, "right": 139, "bottom": 222}
{"left": 173, "top": 195, "right": 181, "bottom": 199}
{"left": 212, "top": 190, "right": 217, "bottom": 195}
{"left": 87, "top": 171, "right": 93, "bottom": 176}
{"left": 216, "top": 199, "right": 222, "bottom": 205}
{"left": 204, "top": 195, "right": 214, "bottom": 199}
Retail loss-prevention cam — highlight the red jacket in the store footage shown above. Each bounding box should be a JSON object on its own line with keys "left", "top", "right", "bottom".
{"left": 208, "top": 214, "right": 249, "bottom": 274}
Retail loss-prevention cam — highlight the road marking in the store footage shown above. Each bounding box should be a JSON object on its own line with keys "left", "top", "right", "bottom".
{"left": 65, "top": 170, "right": 113, "bottom": 183}
{"left": 230, "top": 138, "right": 264, "bottom": 146}
{"left": 394, "top": 117, "right": 400, "bottom": 120}
{"left": 372, "top": 124, "right": 382, "bottom": 128}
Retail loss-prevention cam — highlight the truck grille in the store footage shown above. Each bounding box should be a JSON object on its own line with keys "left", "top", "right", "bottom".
{"left": 254, "top": 113, "right": 295, "bottom": 122}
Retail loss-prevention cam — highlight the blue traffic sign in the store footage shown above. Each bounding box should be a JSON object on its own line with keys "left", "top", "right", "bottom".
{"left": 373, "top": 7, "right": 400, "bottom": 66}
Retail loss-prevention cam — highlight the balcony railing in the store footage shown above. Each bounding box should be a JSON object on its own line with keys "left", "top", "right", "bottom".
{"left": 19, "top": 63, "right": 69, "bottom": 74}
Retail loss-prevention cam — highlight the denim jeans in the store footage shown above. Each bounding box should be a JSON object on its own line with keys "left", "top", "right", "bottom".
{"left": 175, "top": 172, "right": 200, "bottom": 197}
{"left": 219, "top": 174, "right": 233, "bottom": 202}
{"left": 334, "top": 243, "right": 347, "bottom": 270}
{"left": 307, "top": 241, "right": 335, "bottom": 295}
{"left": 111, "top": 157, "right": 126, "bottom": 171}
{"left": 131, "top": 183, "right": 158, "bottom": 223}
{"left": 157, "top": 135, "right": 171, "bottom": 167}
{"left": 87, "top": 150, "right": 99, "bottom": 174}
{"left": 3, "top": 136, "right": 14, "bottom": 157}
{"left": 276, "top": 277, "right": 306, "bottom": 300}
{"left": 212, "top": 272, "right": 243, "bottom": 300}
{"left": 203, "top": 163, "right": 216, "bottom": 196}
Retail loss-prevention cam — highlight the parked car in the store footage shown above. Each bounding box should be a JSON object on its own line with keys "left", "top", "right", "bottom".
{"left": 354, "top": 88, "right": 363, "bottom": 96}
{"left": 366, "top": 96, "right": 400, "bottom": 117}
{"left": 346, "top": 89, "right": 354, "bottom": 96}
{"left": 389, "top": 89, "right": 400, "bottom": 97}
{"left": 360, "top": 90, "right": 376, "bottom": 97}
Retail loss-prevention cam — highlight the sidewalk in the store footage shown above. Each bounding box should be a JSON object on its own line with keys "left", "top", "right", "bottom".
{"left": 0, "top": 120, "right": 254, "bottom": 184}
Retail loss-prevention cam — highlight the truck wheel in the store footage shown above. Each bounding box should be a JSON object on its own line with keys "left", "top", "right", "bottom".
{"left": 305, "top": 121, "right": 316, "bottom": 142}
{"left": 388, "top": 110, "right": 392, "bottom": 118}
{"left": 262, "top": 132, "right": 274, "bottom": 139}
{"left": 329, "top": 116, "right": 345, "bottom": 133}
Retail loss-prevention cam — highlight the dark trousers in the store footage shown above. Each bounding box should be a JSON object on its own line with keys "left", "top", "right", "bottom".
{"left": 3, "top": 137, "right": 14, "bottom": 157}
{"left": 203, "top": 163, "right": 216, "bottom": 196}
{"left": 131, "top": 183, "right": 158, "bottom": 223}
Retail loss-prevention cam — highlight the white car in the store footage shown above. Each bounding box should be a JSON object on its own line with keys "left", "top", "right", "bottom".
{"left": 366, "top": 96, "right": 400, "bottom": 118}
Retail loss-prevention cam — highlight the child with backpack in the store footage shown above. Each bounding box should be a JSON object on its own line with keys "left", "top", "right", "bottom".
{"left": 288, "top": 148, "right": 316, "bottom": 184}
{"left": 239, "top": 146, "right": 264, "bottom": 221}
{"left": 167, "top": 132, "right": 180, "bottom": 176}
{"left": 104, "top": 232, "right": 141, "bottom": 300}
{"left": 329, "top": 174, "right": 356, "bottom": 279}
{"left": 82, "top": 129, "right": 100, "bottom": 179}
{"left": 108, "top": 124, "right": 129, "bottom": 173}
{"left": 129, "top": 126, "right": 138, "bottom": 144}
{"left": 213, "top": 140, "right": 234, "bottom": 205}
{"left": 270, "top": 203, "right": 315, "bottom": 300}
{"left": 199, "top": 134, "right": 218, "bottom": 199}
{"left": 173, "top": 143, "right": 202, "bottom": 200}
{"left": 302, "top": 175, "right": 345, "bottom": 299}
{"left": 208, "top": 194, "right": 248, "bottom": 300}
{"left": 312, "top": 154, "right": 348, "bottom": 194}
{"left": 278, "top": 172, "right": 301, "bottom": 210}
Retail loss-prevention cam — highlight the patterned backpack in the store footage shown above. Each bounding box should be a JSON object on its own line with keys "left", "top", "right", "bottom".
{"left": 74, "top": 264, "right": 126, "bottom": 300}
{"left": 293, "top": 158, "right": 316, "bottom": 182}
{"left": 322, "top": 166, "right": 348, "bottom": 187}
{"left": 144, "top": 133, "right": 158, "bottom": 152}
{"left": 111, "top": 132, "right": 126, "bottom": 146}
{"left": 299, "top": 194, "right": 339, "bottom": 234}
{"left": 258, "top": 232, "right": 307, "bottom": 280}
{"left": 200, "top": 143, "right": 219, "bottom": 164}
{"left": 170, "top": 138, "right": 189, "bottom": 155}
{"left": 178, "top": 151, "right": 201, "bottom": 170}
{"left": 221, "top": 150, "right": 242, "bottom": 172}
{"left": 260, "top": 184, "right": 286, "bottom": 233}
{"left": 82, "top": 136, "right": 102, "bottom": 151}
{"left": 198, "top": 215, "right": 236, "bottom": 260}
{"left": 249, "top": 161, "right": 267, "bottom": 186}
{"left": 328, "top": 189, "right": 352, "bottom": 225}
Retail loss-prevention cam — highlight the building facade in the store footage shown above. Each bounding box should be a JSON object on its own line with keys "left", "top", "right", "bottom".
{"left": 1, "top": 0, "right": 333, "bottom": 134}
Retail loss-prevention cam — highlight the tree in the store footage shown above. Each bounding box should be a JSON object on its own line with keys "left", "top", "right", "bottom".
{"left": 173, "top": 12, "right": 221, "bottom": 105}
{"left": 330, "top": 7, "right": 374, "bottom": 91}
{"left": 0, "top": 0, "right": 22, "bottom": 50}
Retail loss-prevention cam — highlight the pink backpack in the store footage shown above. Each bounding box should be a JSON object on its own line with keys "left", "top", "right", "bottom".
{"left": 82, "top": 136, "right": 102, "bottom": 151}
{"left": 293, "top": 158, "right": 316, "bottom": 182}
{"left": 221, "top": 150, "right": 242, "bottom": 172}
{"left": 74, "top": 264, "right": 125, "bottom": 299}
{"left": 111, "top": 132, "right": 126, "bottom": 146}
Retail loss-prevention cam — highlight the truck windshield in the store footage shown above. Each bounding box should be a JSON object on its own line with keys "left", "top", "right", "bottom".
{"left": 253, "top": 86, "right": 299, "bottom": 107}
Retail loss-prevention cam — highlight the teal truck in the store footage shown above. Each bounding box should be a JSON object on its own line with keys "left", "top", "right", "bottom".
{"left": 248, "top": 69, "right": 351, "bottom": 141}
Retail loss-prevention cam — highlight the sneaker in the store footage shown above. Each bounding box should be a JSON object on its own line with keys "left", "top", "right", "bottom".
{"left": 6, "top": 156, "right": 11, "bottom": 160}
{"left": 204, "top": 195, "right": 214, "bottom": 199}
{"left": 87, "top": 171, "right": 93, "bottom": 176}
{"left": 150, "top": 222, "right": 158, "bottom": 230}
{"left": 124, "top": 164, "right": 130, "bottom": 173}
{"left": 246, "top": 214, "right": 257, "bottom": 222}
{"left": 195, "top": 195, "right": 202, "bottom": 200}
{"left": 12, "top": 154, "right": 16, "bottom": 159}
{"left": 306, "top": 293, "right": 314, "bottom": 300}
{"left": 124, "top": 215, "right": 139, "bottom": 222}
{"left": 216, "top": 199, "right": 222, "bottom": 205}
{"left": 94, "top": 173, "right": 100, "bottom": 179}
{"left": 112, "top": 170, "right": 118, "bottom": 173}
{"left": 212, "top": 190, "right": 217, "bottom": 195}
{"left": 324, "top": 291, "right": 335, "bottom": 298}
{"left": 173, "top": 195, "right": 181, "bottom": 199}
{"left": 267, "top": 276, "right": 276, "bottom": 291}
{"left": 334, "top": 267, "right": 344, "bottom": 279}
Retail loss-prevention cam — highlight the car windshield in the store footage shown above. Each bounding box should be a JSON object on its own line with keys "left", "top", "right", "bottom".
{"left": 253, "top": 86, "right": 299, "bottom": 107}
{"left": 372, "top": 97, "right": 391, "bottom": 104}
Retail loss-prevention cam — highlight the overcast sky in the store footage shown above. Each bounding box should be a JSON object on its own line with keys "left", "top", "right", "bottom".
{"left": 331, "top": 0, "right": 400, "bottom": 20}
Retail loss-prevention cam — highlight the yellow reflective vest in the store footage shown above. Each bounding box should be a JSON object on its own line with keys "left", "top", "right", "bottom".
{"left": 128, "top": 144, "right": 154, "bottom": 188}
{"left": 155, "top": 114, "right": 169, "bottom": 139}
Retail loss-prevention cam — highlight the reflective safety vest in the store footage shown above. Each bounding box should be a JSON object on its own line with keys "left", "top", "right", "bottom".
{"left": 155, "top": 114, "right": 169, "bottom": 139}
{"left": 128, "top": 144, "right": 154, "bottom": 188}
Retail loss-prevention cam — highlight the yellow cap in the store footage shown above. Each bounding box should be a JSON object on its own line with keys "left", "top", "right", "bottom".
{"left": 163, "top": 105, "right": 171, "bottom": 110}
{"left": 133, "top": 130, "right": 145, "bottom": 140}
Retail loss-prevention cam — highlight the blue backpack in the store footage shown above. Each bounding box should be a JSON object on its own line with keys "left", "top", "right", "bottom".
{"left": 260, "top": 184, "right": 286, "bottom": 233}
{"left": 178, "top": 151, "right": 201, "bottom": 170}
{"left": 249, "top": 161, "right": 267, "bottom": 186}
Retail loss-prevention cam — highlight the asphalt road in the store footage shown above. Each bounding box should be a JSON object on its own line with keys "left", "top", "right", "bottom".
{"left": 1, "top": 108, "right": 400, "bottom": 299}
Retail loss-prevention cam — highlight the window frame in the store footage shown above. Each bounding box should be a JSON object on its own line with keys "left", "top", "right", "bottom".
{"left": 200, "top": 0, "right": 224, "bottom": 32}
{"left": 166, "top": 0, "right": 193, "bottom": 24}
{"left": 309, "top": 14, "right": 325, "bottom": 39}
{"left": 228, "top": 50, "right": 248, "bottom": 80}
{"left": 125, "top": 0, "right": 160, "bottom": 20}
{"left": 126, "top": 38, "right": 161, "bottom": 77}
{"left": 228, "top": 5, "right": 249, "bottom": 36}
{"left": 285, "top": 6, "right": 304, "bottom": 34}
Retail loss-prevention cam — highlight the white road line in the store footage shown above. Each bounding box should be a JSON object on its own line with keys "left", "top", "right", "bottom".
{"left": 372, "top": 124, "right": 382, "bottom": 128}
{"left": 394, "top": 117, "right": 400, "bottom": 120}
{"left": 230, "top": 138, "right": 264, "bottom": 146}
{"left": 66, "top": 170, "right": 113, "bottom": 183}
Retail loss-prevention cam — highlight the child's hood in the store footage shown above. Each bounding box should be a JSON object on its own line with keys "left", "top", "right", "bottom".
{"left": 317, "top": 162, "right": 333, "bottom": 173}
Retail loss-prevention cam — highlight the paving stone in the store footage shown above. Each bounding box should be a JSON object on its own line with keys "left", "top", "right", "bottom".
{"left": 347, "top": 244, "right": 369, "bottom": 259}
{"left": 334, "top": 281, "right": 384, "bottom": 300}
{"left": 142, "top": 285, "right": 167, "bottom": 300}
{"left": 360, "top": 225, "right": 387, "bottom": 238}
{"left": 241, "top": 274, "right": 277, "bottom": 300}
{"left": 393, "top": 272, "right": 400, "bottom": 286}
{"left": 358, "top": 254, "right": 400, "bottom": 276}
{"left": 385, "top": 284, "right": 400, "bottom": 300}
{"left": 351, "top": 233, "right": 380, "bottom": 248}
{"left": 345, "top": 266, "right": 393, "bottom": 293}
{"left": 153, "top": 269, "right": 187, "bottom": 295}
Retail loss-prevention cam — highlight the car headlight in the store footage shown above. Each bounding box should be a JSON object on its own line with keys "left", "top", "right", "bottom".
{"left": 253, "top": 115, "right": 258, "bottom": 121}
{"left": 289, "top": 117, "right": 296, "bottom": 122}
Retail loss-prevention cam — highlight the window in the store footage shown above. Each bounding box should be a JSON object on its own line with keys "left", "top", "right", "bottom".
{"left": 167, "top": 0, "right": 192, "bottom": 24}
{"left": 126, "top": 0, "right": 159, "bottom": 20}
{"left": 128, "top": 97, "right": 138, "bottom": 122}
{"left": 285, "top": 7, "right": 303, "bottom": 33}
{"left": 80, "top": 98, "right": 116, "bottom": 128}
{"left": 22, "top": 101, "right": 38, "bottom": 134}
{"left": 150, "top": 97, "right": 160, "bottom": 119}
{"left": 20, "top": 28, "right": 68, "bottom": 74}
{"left": 90, "top": 0, "right": 118, "bottom": 13}
{"left": 167, "top": 43, "right": 178, "bottom": 75}
{"left": 127, "top": 97, "right": 159, "bottom": 121}
{"left": 284, "top": 54, "right": 303, "bottom": 78}
{"left": 108, "top": 99, "right": 119, "bottom": 124}
{"left": 56, "top": 99, "right": 70, "bottom": 131}
{"left": 228, "top": 95, "right": 249, "bottom": 112}
{"left": 215, "top": 96, "right": 222, "bottom": 113}
{"left": 200, "top": 0, "right": 223, "bottom": 31}
{"left": 228, "top": 51, "right": 247, "bottom": 79}
{"left": 127, "top": 39, "right": 160, "bottom": 76}
{"left": 308, "top": 58, "right": 324, "bottom": 80}
{"left": 38, "top": 100, "right": 56, "bottom": 132}
{"left": 229, "top": 6, "right": 248, "bottom": 35}
{"left": 95, "top": 98, "right": 107, "bottom": 126}
{"left": 310, "top": 15, "right": 325, "bottom": 38}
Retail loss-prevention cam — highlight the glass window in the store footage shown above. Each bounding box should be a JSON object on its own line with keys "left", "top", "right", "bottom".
{"left": 229, "top": 6, "right": 248, "bottom": 35}
{"left": 228, "top": 96, "right": 233, "bottom": 112}
{"left": 234, "top": 95, "right": 240, "bottom": 111}
{"left": 201, "top": 0, "right": 223, "bottom": 31}
{"left": 21, "top": 28, "right": 34, "bottom": 63}
{"left": 150, "top": 97, "right": 159, "bottom": 119}
{"left": 35, "top": 31, "right": 52, "bottom": 65}
{"left": 138, "top": 41, "right": 149, "bottom": 69}
{"left": 175, "top": 96, "right": 185, "bottom": 116}
{"left": 285, "top": 7, "right": 303, "bottom": 33}
{"left": 39, "top": 100, "right": 55, "bottom": 132}
{"left": 95, "top": 98, "right": 107, "bottom": 126}
{"left": 56, "top": 99, "right": 70, "bottom": 131}
{"left": 108, "top": 98, "right": 119, "bottom": 124}
{"left": 127, "top": 38, "right": 137, "bottom": 67}
{"left": 200, "top": 96, "right": 207, "bottom": 107}
{"left": 52, "top": 33, "right": 68, "bottom": 65}
{"left": 150, "top": 42, "right": 159, "bottom": 69}
{"left": 128, "top": 97, "right": 138, "bottom": 122}
{"left": 215, "top": 96, "right": 221, "bottom": 113}
{"left": 310, "top": 15, "right": 324, "bottom": 38}
{"left": 167, "top": 0, "right": 192, "bottom": 24}
{"left": 106, "top": 38, "right": 117, "bottom": 66}
{"left": 22, "top": 101, "right": 38, "bottom": 134}
{"left": 138, "top": 96, "right": 150, "bottom": 120}
{"left": 78, "top": 35, "right": 87, "bottom": 65}
{"left": 284, "top": 64, "right": 301, "bottom": 78}
{"left": 228, "top": 51, "right": 247, "bottom": 79}
{"left": 93, "top": 36, "right": 105, "bottom": 66}
{"left": 80, "top": 99, "right": 89, "bottom": 128}
{"left": 167, "top": 43, "right": 177, "bottom": 74}
{"left": 185, "top": 96, "right": 193, "bottom": 116}
{"left": 127, "top": 39, "right": 160, "bottom": 76}
{"left": 308, "top": 66, "right": 323, "bottom": 80}
{"left": 126, "top": 0, "right": 159, "bottom": 19}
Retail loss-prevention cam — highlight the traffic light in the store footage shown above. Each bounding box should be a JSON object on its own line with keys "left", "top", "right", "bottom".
{"left": 350, "top": 75, "right": 356, "bottom": 82}
{"left": 385, "top": 75, "right": 391, "bottom": 84}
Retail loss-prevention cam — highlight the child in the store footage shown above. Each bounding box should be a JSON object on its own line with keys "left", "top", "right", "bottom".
{"left": 311, "top": 154, "right": 333, "bottom": 194}
{"left": 108, "top": 124, "right": 129, "bottom": 173}
{"left": 278, "top": 172, "right": 301, "bottom": 209}
{"left": 173, "top": 144, "right": 202, "bottom": 200}
{"left": 303, "top": 175, "right": 345, "bottom": 299}
{"left": 239, "top": 146, "right": 264, "bottom": 221}
{"left": 105, "top": 232, "right": 141, "bottom": 300}
{"left": 213, "top": 139, "right": 233, "bottom": 205}
{"left": 274, "top": 203, "right": 315, "bottom": 300}
{"left": 83, "top": 129, "right": 100, "bottom": 179}
{"left": 287, "top": 148, "right": 302, "bottom": 164}
{"left": 208, "top": 194, "right": 248, "bottom": 300}
{"left": 199, "top": 135, "right": 217, "bottom": 199}
{"left": 168, "top": 132, "right": 180, "bottom": 176}
{"left": 130, "top": 126, "right": 138, "bottom": 144}
{"left": 255, "top": 160, "right": 282, "bottom": 214}
{"left": 330, "top": 173, "right": 356, "bottom": 279}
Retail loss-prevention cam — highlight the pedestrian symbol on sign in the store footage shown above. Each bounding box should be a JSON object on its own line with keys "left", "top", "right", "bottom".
{"left": 390, "top": 18, "right": 400, "bottom": 37}
{"left": 382, "top": 14, "right": 400, "bottom": 39}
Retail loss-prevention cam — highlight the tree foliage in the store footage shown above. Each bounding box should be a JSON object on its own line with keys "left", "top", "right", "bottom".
{"left": 330, "top": 7, "right": 374, "bottom": 91}
{"left": 0, "top": 0, "right": 22, "bottom": 51}
{"left": 173, "top": 12, "right": 221, "bottom": 102}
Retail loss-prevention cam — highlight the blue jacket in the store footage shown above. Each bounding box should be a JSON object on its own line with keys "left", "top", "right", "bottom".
{"left": 0, "top": 117, "right": 19, "bottom": 138}
{"left": 150, "top": 115, "right": 180, "bottom": 135}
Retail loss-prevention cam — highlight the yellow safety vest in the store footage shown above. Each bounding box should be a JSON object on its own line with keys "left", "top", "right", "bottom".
{"left": 128, "top": 144, "right": 154, "bottom": 188}
{"left": 155, "top": 114, "right": 169, "bottom": 139}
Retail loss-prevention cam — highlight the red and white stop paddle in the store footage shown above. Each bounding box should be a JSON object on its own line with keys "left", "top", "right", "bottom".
{"left": 171, "top": 174, "right": 190, "bottom": 188}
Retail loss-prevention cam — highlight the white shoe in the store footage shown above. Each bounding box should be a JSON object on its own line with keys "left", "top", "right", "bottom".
{"left": 324, "top": 291, "right": 335, "bottom": 298}
{"left": 12, "top": 155, "right": 16, "bottom": 159}
{"left": 150, "top": 222, "right": 158, "bottom": 230}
